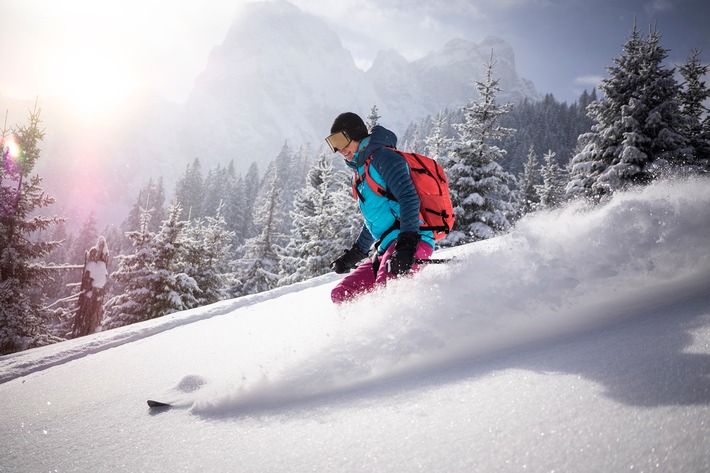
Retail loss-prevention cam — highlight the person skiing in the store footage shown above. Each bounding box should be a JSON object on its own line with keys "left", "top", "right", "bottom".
{"left": 326, "top": 112, "right": 434, "bottom": 303}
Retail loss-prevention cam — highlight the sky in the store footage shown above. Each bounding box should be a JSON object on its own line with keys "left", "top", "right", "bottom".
{"left": 1, "top": 0, "right": 708, "bottom": 121}
{"left": 1, "top": 176, "right": 709, "bottom": 471}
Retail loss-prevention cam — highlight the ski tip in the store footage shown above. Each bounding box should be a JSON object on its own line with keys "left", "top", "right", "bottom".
{"left": 147, "top": 399, "right": 172, "bottom": 409}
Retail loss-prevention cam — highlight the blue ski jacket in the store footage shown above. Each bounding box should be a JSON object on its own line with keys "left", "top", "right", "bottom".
{"left": 346, "top": 125, "right": 435, "bottom": 254}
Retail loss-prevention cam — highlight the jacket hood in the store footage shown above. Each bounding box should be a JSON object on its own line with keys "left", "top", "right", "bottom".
{"left": 346, "top": 125, "right": 398, "bottom": 169}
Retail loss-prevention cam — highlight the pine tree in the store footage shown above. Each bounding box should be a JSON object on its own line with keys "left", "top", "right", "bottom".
{"left": 174, "top": 158, "right": 204, "bottom": 220}
{"left": 0, "top": 104, "right": 64, "bottom": 354}
{"left": 517, "top": 145, "right": 540, "bottom": 215}
{"left": 278, "top": 153, "right": 354, "bottom": 285}
{"left": 182, "top": 204, "right": 236, "bottom": 305}
{"left": 235, "top": 174, "right": 287, "bottom": 296}
{"left": 425, "top": 110, "right": 454, "bottom": 160}
{"left": 566, "top": 23, "right": 689, "bottom": 201}
{"left": 678, "top": 49, "right": 710, "bottom": 171}
{"left": 42, "top": 220, "right": 75, "bottom": 306}
{"left": 241, "top": 162, "right": 260, "bottom": 240}
{"left": 119, "top": 178, "right": 166, "bottom": 253}
{"left": 221, "top": 160, "right": 246, "bottom": 246}
{"left": 103, "top": 208, "right": 156, "bottom": 328}
{"left": 366, "top": 105, "right": 381, "bottom": 131}
{"left": 69, "top": 212, "right": 99, "bottom": 264}
{"left": 151, "top": 202, "right": 200, "bottom": 314}
{"left": 202, "top": 164, "right": 228, "bottom": 217}
{"left": 273, "top": 142, "right": 304, "bottom": 236}
{"left": 443, "top": 54, "right": 517, "bottom": 243}
{"left": 103, "top": 203, "right": 199, "bottom": 329}
{"left": 498, "top": 91, "right": 595, "bottom": 179}
{"left": 536, "top": 150, "right": 565, "bottom": 209}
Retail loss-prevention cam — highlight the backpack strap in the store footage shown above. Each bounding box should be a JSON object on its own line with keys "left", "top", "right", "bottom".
{"left": 352, "top": 151, "right": 400, "bottom": 203}
{"left": 351, "top": 153, "right": 392, "bottom": 202}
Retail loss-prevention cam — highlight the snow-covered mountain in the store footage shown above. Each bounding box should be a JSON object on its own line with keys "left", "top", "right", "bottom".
{"left": 367, "top": 37, "right": 540, "bottom": 122}
{"left": 410, "top": 36, "right": 540, "bottom": 107}
{"left": 1, "top": 177, "right": 709, "bottom": 472}
{"left": 181, "top": 0, "right": 385, "bottom": 175}
{"left": 183, "top": 2, "right": 541, "bottom": 175}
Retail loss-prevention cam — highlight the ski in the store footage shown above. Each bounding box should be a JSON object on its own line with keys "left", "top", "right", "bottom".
{"left": 147, "top": 399, "right": 172, "bottom": 408}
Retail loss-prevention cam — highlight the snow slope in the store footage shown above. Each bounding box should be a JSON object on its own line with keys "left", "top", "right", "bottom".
{"left": 1, "top": 177, "right": 710, "bottom": 472}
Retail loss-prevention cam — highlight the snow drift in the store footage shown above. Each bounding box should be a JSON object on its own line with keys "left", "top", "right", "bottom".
{"left": 173, "top": 176, "right": 710, "bottom": 415}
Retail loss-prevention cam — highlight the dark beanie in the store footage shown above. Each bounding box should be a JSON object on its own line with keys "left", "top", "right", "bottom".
{"left": 330, "top": 112, "right": 369, "bottom": 141}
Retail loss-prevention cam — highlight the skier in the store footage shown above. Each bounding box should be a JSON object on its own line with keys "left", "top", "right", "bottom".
{"left": 326, "top": 112, "right": 434, "bottom": 303}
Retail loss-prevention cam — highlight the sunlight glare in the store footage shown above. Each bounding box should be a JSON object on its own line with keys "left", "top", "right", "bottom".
{"left": 2, "top": 136, "right": 20, "bottom": 161}
{"left": 52, "top": 48, "right": 136, "bottom": 121}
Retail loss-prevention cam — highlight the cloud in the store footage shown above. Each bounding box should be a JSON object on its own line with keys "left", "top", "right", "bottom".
{"left": 574, "top": 75, "right": 604, "bottom": 87}
{"left": 644, "top": 0, "right": 674, "bottom": 14}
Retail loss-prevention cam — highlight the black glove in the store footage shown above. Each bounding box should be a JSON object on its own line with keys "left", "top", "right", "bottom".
{"left": 387, "top": 232, "right": 419, "bottom": 275}
{"left": 330, "top": 245, "right": 367, "bottom": 274}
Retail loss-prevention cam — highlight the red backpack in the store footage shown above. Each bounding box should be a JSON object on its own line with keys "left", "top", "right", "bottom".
{"left": 353, "top": 148, "right": 455, "bottom": 240}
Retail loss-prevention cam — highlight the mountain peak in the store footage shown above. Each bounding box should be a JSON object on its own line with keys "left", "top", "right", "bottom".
{"left": 183, "top": 1, "right": 383, "bottom": 174}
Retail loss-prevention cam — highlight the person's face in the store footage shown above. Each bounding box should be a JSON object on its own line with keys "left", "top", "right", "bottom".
{"left": 338, "top": 139, "right": 360, "bottom": 162}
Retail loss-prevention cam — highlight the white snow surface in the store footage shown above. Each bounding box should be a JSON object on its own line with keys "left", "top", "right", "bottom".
{"left": 2, "top": 177, "right": 710, "bottom": 472}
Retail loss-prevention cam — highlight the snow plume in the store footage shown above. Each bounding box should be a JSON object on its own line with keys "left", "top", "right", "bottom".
{"left": 191, "top": 176, "right": 710, "bottom": 416}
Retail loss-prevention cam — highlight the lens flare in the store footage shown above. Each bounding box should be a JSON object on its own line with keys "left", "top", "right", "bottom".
{"left": 2, "top": 136, "right": 20, "bottom": 161}
{"left": 2, "top": 135, "right": 20, "bottom": 166}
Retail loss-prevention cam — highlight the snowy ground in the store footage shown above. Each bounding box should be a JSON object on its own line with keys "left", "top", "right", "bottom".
{"left": 1, "top": 177, "right": 710, "bottom": 473}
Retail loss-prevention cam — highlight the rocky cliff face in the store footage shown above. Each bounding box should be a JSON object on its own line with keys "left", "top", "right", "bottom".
{"left": 181, "top": 1, "right": 540, "bottom": 175}
{"left": 181, "top": 0, "right": 385, "bottom": 174}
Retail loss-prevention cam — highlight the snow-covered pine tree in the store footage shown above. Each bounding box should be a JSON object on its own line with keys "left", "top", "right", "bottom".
{"left": 119, "top": 178, "right": 166, "bottom": 253}
{"left": 144, "top": 201, "right": 199, "bottom": 317}
{"left": 103, "top": 203, "right": 198, "bottom": 329}
{"left": 278, "top": 153, "right": 355, "bottom": 286}
{"left": 424, "top": 111, "right": 454, "bottom": 160}
{"left": 69, "top": 212, "right": 99, "bottom": 264}
{"left": 182, "top": 204, "right": 236, "bottom": 306}
{"left": 174, "top": 158, "right": 205, "bottom": 220}
{"left": 566, "top": 23, "right": 689, "bottom": 201}
{"left": 678, "top": 49, "right": 710, "bottom": 171}
{"left": 201, "top": 163, "right": 229, "bottom": 218}
{"left": 497, "top": 91, "right": 595, "bottom": 179}
{"left": 102, "top": 208, "right": 154, "bottom": 328}
{"left": 150, "top": 177, "right": 167, "bottom": 231}
{"left": 402, "top": 126, "right": 425, "bottom": 155}
{"left": 517, "top": 145, "right": 541, "bottom": 215}
{"left": 41, "top": 220, "right": 75, "bottom": 306}
{"left": 0, "top": 104, "right": 64, "bottom": 354}
{"left": 258, "top": 142, "right": 302, "bottom": 239}
{"left": 220, "top": 160, "right": 247, "bottom": 247}
{"left": 366, "top": 105, "right": 381, "bottom": 132}
{"left": 536, "top": 150, "right": 565, "bottom": 209}
{"left": 235, "top": 173, "right": 287, "bottom": 296}
{"left": 239, "top": 162, "right": 261, "bottom": 242}
{"left": 443, "top": 54, "right": 517, "bottom": 243}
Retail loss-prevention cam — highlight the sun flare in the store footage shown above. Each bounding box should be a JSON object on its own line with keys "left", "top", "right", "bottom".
{"left": 2, "top": 136, "right": 20, "bottom": 160}
{"left": 52, "top": 48, "right": 135, "bottom": 121}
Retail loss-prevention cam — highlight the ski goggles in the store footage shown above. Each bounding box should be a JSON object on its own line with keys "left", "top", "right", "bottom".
{"left": 325, "top": 130, "right": 351, "bottom": 153}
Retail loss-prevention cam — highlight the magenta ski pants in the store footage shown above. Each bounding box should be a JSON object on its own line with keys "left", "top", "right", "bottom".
{"left": 331, "top": 240, "right": 433, "bottom": 304}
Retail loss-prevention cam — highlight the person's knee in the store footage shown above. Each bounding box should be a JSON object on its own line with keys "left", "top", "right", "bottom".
{"left": 331, "top": 287, "right": 349, "bottom": 304}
